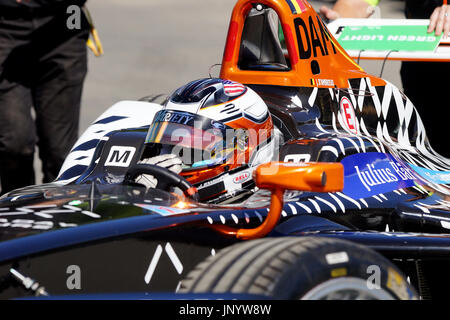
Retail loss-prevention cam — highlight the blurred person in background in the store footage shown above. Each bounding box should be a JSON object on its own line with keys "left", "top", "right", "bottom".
{"left": 319, "top": 0, "right": 450, "bottom": 157}
{"left": 0, "top": 0, "right": 90, "bottom": 194}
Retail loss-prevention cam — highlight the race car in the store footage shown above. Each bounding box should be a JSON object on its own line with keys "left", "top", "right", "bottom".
{"left": 0, "top": 0, "right": 449, "bottom": 300}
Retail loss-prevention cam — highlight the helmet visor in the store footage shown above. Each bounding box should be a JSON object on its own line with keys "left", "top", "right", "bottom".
{"left": 146, "top": 110, "right": 240, "bottom": 170}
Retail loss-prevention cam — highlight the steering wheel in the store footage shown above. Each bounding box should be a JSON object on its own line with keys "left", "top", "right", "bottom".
{"left": 124, "top": 164, "right": 199, "bottom": 201}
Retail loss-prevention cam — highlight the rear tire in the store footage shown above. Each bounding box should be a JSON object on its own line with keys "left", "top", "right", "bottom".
{"left": 179, "top": 237, "right": 418, "bottom": 300}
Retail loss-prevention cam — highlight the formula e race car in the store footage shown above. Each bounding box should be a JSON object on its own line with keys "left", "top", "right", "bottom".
{"left": 1, "top": 0, "right": 450, "bottom": 300}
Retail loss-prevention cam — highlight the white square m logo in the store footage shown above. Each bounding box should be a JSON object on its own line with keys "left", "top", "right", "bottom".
{"left": 105, "top": 146, "right": 136, "bottom": 167}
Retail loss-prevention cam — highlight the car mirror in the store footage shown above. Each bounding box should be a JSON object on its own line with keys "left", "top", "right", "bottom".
{"left": 254, "top": 161, "right": 344, "bottom": 193}
{"left": 210, "top": 162, "right": 344, "bottom": 240}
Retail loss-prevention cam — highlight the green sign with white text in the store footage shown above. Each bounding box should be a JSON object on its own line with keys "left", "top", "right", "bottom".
{"left": 338, "top": 25, "right": 442, "bottom": 52}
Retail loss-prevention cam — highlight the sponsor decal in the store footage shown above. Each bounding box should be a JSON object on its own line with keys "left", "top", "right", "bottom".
{"left": 284, "top": 154, "right": 311, "bottom": 163}
{"left": 233, "top": 172, "right": 251, "bottom": 184}
{"left": 387, "top": 267, "right": 414, "bottom": 300}
{"left": 325, "top": 252, "right": 349, "bottom": 265}
{"left": 331, "top": 268, "right": 347, "bottom": 278}
{"left": 197, "top": 176, "right": 224, "bottom": 190}
{"left": 154, "top": 110, "right": 195, "bottom": 126}
{"left": 144, "top": 242, "right": 183, "bottom": 285}
{"left": 342, "top": 152, "right": 418, "bottom": 198}
{"left": 294, "top": 16, "right": 337, "bottom": 59}
{"left": 407, "top": 164, "right": 450, "bottom": 185}
{"left": 105, "top": 146, "right": 136, "bottom": 167}
{"left": 311, "top": 78, "right": 335, "bottom": 87}
{"left": 340, "top": 96, "right": 358, "bottom": 134}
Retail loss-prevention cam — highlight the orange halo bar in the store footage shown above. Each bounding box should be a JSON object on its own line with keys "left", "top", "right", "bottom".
{"left": 220, "top": 0, "right": 385, "bottom": 88}
{"left": 211, "top": 162, "right": 344, "bottom": 240}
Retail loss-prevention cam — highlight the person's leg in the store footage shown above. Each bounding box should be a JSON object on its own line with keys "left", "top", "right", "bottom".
{"left": 32, "top": 11, "right": 89, "bottom": 183}
{"left": 400, "top": 61, "right": 450, "bottom": 157}
{"left": 0, "top": 86, "right": 36, "bottom": 193}
{"left": 0, "top": 13, "right": 36, "bottom": 194}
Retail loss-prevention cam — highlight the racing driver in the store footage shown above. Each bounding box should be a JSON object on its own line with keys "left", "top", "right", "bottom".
{"left": 135, "top": 78, "right": 283, "bottom": 204}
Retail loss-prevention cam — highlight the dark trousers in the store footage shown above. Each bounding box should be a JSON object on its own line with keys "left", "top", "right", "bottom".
{"left": 0, "top": 6, "right": 89, "bottom": 194}
{"left": 400, "top": 61, "right": 450, "bottom": 157}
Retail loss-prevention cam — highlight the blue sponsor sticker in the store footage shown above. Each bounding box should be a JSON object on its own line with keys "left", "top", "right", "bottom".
{"left": 342, "top": 152, "right": 418, "bottom": 198}
{"left": 408, "top": 164, "right": 450, "bottom": 185}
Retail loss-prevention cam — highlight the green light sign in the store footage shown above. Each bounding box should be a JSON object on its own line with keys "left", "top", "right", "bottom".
{"left": 338, "top": 25, "right": 442, "bottom": 52}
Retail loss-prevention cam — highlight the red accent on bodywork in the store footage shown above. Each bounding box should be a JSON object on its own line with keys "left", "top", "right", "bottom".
{"left": 224, "top": 21, "right": 239, "bottom": 62}
{"left": 297, "top": 0, "right": 307, "bottom": 11}
{"left": 282, "top": 23, "right": 298, "bottom": 65}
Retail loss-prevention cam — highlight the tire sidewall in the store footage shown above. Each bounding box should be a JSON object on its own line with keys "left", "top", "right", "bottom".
{"left": 269, "top": 239, "right": 417, "bottom": 300}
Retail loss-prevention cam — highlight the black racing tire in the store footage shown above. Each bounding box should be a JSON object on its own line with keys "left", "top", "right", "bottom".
{"left": 179, "top": 237, "right": 418, "bottom": 300}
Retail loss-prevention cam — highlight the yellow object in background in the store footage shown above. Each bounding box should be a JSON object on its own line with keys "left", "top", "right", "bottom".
{"left": 83, "top": 6, "right": 104, "bottom": 57}
{"left": 364, "top": 0, "right": 380, "bottom": 6}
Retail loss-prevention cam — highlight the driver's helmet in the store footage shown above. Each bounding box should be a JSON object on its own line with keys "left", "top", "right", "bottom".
{"left": 144, "top": 78, "right": 276, "bottom": 203}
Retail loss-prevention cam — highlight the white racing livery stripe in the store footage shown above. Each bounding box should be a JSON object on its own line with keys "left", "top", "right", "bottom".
{"left": 308, "top": 199, "right": 321, "bottom": 214}
{"left": 359, "top": 198, "right": 369, "bottom": 208}
{"left": 332, "top": 138, "right": 346, "bottom": 155}
{"left": 342, "top": 137, "right": 360, "bottom": 153}
{"left": 81, "top": 211, "right": 101, "bottom": 219}
{"left": 320, "top": 146, "right": 339, "bottom": 158}
{"left": 355, "top": 135, "right": 366, "bottom": 153}
{"left": 287, "top": 203, "right": 298, "bottom": 215}
{"left": 165, "top": 243, "right": 183, "bottom": 275}
{"left": 295, "top": 202, "right": 313, "bottom": 214}
{"left": 63, "top": 205, "right": 82, "bottom": 211}
{"left": 379, "top": 194, "right": 388, "bottom": 201}
{"left": 328, "top": 193, "right": 346, "bottom": 213}
{"left": 33, "top": 212, "right": 53, "bottom": 219}
{"left": 59, "top": 222, "right": 78, "bottom": 228}
{"left": 372, "top": 195, "right": 383, "bottom": 203}
{"left": 40, "top": 209, "right": 77, "bottom": 214}
{"left": 413, "top": 204, "right": 430, "bottom": 214}
{"left": 254, "top": 211, "right": 263, "bottom": 222}
{"left": 315, "top": 117, "right": 329, "bottom": 134}
{"left": 336, "top": 192, "right": 362, "bottom": 210}
{"left": 145, "top": 245, "right": 163, "bottom": 284}
{"left": 315, "top": 196, "right": 337, "bottom": 213}
{"left": 308, "top": 87, "right": 318, "bottom": 107}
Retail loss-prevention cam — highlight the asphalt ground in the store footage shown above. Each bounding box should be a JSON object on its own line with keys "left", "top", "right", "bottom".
{"left": 34, "top": 0, "right": 406, "bottom": 184}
